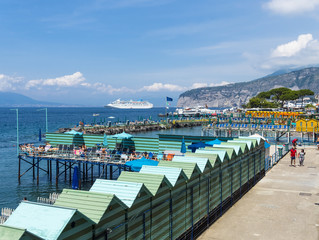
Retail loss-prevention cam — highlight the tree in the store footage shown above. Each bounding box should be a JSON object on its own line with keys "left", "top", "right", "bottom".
{"left": 269, "top": 87, "right": 291, "bottom": 102}
{"left": 256, "top": 91, "right": 272, "bottom": 99}
{"left": 279, "top": 91, "right": 299, "bottom": 107}
{"left": 297, "top": 89, "right": 314, "bottom": 107}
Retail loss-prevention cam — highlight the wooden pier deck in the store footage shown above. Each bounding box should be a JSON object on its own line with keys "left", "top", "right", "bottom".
{"left": 18, "top": 149, "right": 130, "bottom": 189}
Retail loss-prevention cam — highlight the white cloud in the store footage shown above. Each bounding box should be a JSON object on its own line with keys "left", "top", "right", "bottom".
{"left": 26, "top": 72, "right": 87, "bottom": 89}
{"left": 190, "top": 81, "right": 230, "bottom": 89}
{"left": 271, "top": 34, "right": 314, "bottom": 57}
{"left": 43, "top": 72, "right": 85, "bottom": 86}
{"left": 92, "top": 82, "right": 135, "bottom": 94}
{"left": 0, "top": 74, "right": 23, "bottom": 91}
{"left": 260, "top": 34, "right": 319, "bottom": 70}
{"left": 141, "top": 83, "right": 187, "bottom": 92}
{"left": 264, "top": 0, "right": 319, "bottom": 14}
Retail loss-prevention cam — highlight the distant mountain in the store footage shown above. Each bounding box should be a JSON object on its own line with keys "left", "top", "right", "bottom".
{"left": 0, "top": 92, "right": 62, "bottom": 107}
{"left": 177, "top": 67, "right": 319, "bottom": 108}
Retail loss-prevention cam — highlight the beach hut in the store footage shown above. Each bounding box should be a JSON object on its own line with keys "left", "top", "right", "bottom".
{"left": 3, "top": 201, "right": 94, "bottom": 240}
{"left": 89, "top": 179, "right": 153, "bottom": 239}
{"left": 307, "top": 119, "right": 318, "bottom": 133}
{"left": 117, "top": 171, "right": 173, "bottom": 239}
{"left": 139, "top": 165, "right": 189, "bottom": 238}
{"left": 196, "top": 147, "right": 235, "bottom": 206}
{"left": 296, "top": 119, "right": 307, "bottom": 132}
{"left": 157, "top": 161, "right": 202, "bottom": 229}
{"left": 0, "top": 225, "right": 43, "bottom": 240}
{"left": 54, "top": 189, "right": 127, "bottom": 240}
{"left": 211, "top": 144, "right": 242, "bottom": 156}
{"left": 234, "top": 137, "right": 258, "bottom": 148}
{"left": 172, "top": 156, "right": 213, "bottom": 220}
{"left": 227, "top": 140, "right": 254, "bottom": 150}
{"left": 221, "top": 142, "right": 249, "bottom": 154}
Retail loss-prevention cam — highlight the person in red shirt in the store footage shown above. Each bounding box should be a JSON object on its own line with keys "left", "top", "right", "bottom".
{"left": 292, "top": 138, "right": 298, "bottom": 147}
{"left": 290, "top": 146, "right": 297, "bottom": 166}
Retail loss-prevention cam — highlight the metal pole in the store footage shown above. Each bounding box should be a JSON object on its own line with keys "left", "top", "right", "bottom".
{"left": 10, "top": 109, "right": 19, "bottom": 156}
{"left": 37, "top": 108, "right": 48, "bottom": 133}
{"left": 45, "top": 108, "right": 48, "bottom": 132}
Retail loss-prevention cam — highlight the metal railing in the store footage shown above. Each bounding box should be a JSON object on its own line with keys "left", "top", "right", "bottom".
{"left": 37, "top": 192, "right": 60, "bottom": 205}
{"left": 0, "top": 207, "right": 14, "bottom": 224}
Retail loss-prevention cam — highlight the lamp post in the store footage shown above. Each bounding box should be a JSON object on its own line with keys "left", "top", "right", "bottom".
{"left": 37, "top": 108, "right": 48, "bottom": 132}
{"left": 10, "top": 109, "right": 19, "bottom": 156}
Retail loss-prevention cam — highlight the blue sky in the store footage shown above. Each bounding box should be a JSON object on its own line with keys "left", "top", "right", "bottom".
{"left": 1, "top": 0, "right": 319, "bottom": 106}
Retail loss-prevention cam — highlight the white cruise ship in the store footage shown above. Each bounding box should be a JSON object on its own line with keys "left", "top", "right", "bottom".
{"left": 106, "top": 99, "right": 153, "bottom": 109}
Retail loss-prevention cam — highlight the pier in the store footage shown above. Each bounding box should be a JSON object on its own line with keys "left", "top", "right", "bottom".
{"left": 18, "top": 149, "right": 129, "bottom": 189}
{"left": 198, "top": 145, "right": 319, "bottom": 240}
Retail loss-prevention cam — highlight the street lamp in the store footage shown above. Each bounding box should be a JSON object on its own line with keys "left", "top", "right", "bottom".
{"left": 10, "top": 109, "right": 19, "bottom": 156}
{"left": 37, "top": 108, "right": 48, "bottom": 132}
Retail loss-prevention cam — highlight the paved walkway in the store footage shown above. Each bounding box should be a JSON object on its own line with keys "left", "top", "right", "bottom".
{"left": 199, "top": 146, "right": 319, "bottom": 240}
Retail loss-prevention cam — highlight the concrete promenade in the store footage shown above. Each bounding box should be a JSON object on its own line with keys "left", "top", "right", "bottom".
{"left": 199, "top": 146, "right": 319, "bottom": 240}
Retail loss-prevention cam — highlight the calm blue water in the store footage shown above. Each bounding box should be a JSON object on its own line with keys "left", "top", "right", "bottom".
{"left": 0, "top": 107, "right": 204, "bottom": 210}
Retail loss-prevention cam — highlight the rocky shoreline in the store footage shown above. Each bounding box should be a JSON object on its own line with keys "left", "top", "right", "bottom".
{"left": 57, "top": 120, "right": 205, "bottom": 135}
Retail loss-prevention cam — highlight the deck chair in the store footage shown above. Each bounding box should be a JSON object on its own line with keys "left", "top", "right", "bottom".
{"left": 68, "top": 145, "right": 74, "bottom": 157}
{"left": 90, "top": 146, "right": 97, "bottom": 159}
{"left": 157, "top": 153, "right": 163, "bottom": 161}
{"left": 57, "top": 145, "right": 63, "bottom": 156}
{"left": 62, "top": 145, "right": 68, "bottom": 156}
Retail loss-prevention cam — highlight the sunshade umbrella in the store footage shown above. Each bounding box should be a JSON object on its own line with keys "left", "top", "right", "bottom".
{"left": 187, "top": 142, "right": 206, "bottom": 153}
{"left": 103, "top": 134, "right": 108, "bottom": 146}
{"left": 72, "top": 166, "right": 79, "bottom": 190}
{"left": 111, "top": 131, "right": 133, "bottom": 139}
{"left": 125, "top": 157, "right": 158, "bottom": 172}
{"left": 181, "top": 137, "right": 186, "bottom": 154}
{"left": 112, "top": 131, "right": 133, "bottom": 150}
{"left": 65, "top": 130, "right": 83, "bottom": 135}
{"left": 205, "top": 139, "right": 222, "bottom": 146}
{"left": 39, "top": 128, "right": 42, "bottom": 142}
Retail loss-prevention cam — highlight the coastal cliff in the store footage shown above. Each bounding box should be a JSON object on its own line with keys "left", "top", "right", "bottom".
{"left": 177, "top": 67, "right": 319, "bottom": 108}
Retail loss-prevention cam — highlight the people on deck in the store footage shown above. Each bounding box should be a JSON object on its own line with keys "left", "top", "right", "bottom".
{"left": 298, "top": 149, "right": 305, "bottom": 166}
{"left": 290, "top": 146, "right": 297, "bottom": 167}
{"left": 44, "top": 143, "right": 52, "bottom": 152}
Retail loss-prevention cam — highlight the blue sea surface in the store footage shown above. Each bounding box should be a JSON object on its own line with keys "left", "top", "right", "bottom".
{"left": 0, "top": 107, "right": 203, "bottom": 209}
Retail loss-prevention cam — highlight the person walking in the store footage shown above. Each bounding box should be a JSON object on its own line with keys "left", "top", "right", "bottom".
{"left": 298, "top": 149, "right": 306, "bottom": 166}
{"left": 290, "top": 146, "right": 297, "bottom": 167}
{"left": 292, "top": 138, "right": 298, "bottom": 147}
{"left": 316, "top": 136, "right": 319, "bottom": 150}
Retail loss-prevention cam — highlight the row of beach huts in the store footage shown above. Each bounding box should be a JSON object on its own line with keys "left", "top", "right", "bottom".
{"left": 0, "top": 135, "right": 266, "bottom": 240}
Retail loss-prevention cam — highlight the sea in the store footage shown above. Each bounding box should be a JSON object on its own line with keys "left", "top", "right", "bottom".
{"left": 1, "top": 107, "right": 313, "bottom": 210}
{"left": 0, "top": 107, "right": 204, "bottom": 210}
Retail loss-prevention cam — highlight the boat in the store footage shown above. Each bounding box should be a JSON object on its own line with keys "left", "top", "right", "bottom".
{"left": 173, "top": 106, "right": 220, "bottom": 117}
{"left": 93, "top": 113, "right": 100, "bottom": 117}
{"left": 105, "top": 99, "right": 153, "bottom": 109}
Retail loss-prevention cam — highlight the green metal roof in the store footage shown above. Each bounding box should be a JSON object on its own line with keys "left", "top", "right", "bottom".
{"left": 228, "top": 140, "right": 253, "bottom": 150}
{"left": 240, "top": 136, "right": 261, "bottom": 144}
{"left": 184, "top": 152, "right": 221, "bottom": 167}
{"left": 0, "top": 225, "right": 43, "bottom": 240}
{"left": 90, "top": 179, "right": 153, "bottom": 208}
{"left": 194, "top": 149, "right": 229, "bottom": 163}
{"left": 200, "top": 147, "right": 235, "bottom": 160}
{"left": 158, "top": 161, "right": 201, "bottom": 179}
{"left": 213, "top": 144, "right": 242, "bottom": 155}
{"left": 4, "top": 201, "right": 93, "bottom": 240}
{"left": 221, "top": 142, "right": 249, "bottom": 153}
{"left": 118, "top": 172, "right": 173, "bottom": 196}
{"left": 54, "top": 189, "right": 127, "bottom": 224}
{"left": 235, "top": 137, "right": 258, "bottom": 147}
{"left": 139, "top": 165, "right": 188, "bottom": 187}
{"left": 172, "top": 156, "right": 213, "bottom": 173}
